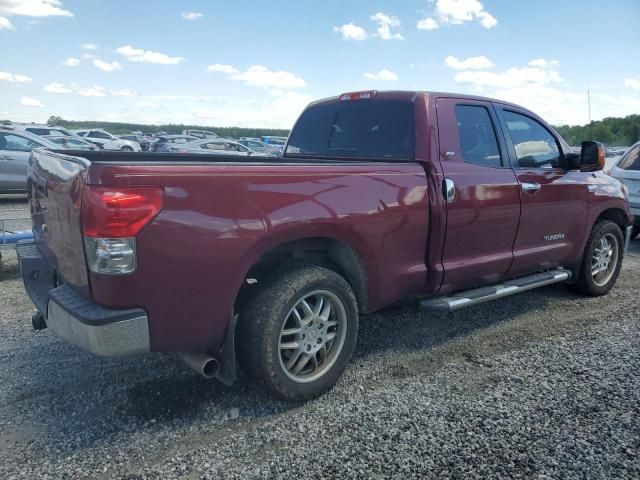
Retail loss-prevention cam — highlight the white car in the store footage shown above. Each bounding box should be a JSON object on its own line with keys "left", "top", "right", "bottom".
{"left": 181, "top": 129, "right": 219, "bottom": 139}
{"left": 74, "top": 129, "right": 140, "bottom": 151}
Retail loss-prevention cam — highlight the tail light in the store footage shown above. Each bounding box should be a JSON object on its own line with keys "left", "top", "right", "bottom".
{"left": 82, "top": 185, "right": 163, "bottom": 275}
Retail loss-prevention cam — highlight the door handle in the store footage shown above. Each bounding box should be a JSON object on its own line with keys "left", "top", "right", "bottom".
{"left": 443, "top": 178, "right": 455, "bottom": 203}
{"left": 521, "top": 181, "right": 541, "bottom": 193}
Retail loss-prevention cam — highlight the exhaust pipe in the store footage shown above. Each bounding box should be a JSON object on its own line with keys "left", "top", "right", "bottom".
{"left": 178, "top": 353, "right": 220, "bottom": 379}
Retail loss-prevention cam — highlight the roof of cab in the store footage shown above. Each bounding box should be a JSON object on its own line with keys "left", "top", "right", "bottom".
{"left": 307, "top": 90, "right": 527, "bottom": 112}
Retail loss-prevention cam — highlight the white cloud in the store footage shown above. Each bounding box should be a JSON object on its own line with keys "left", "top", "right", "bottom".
{"left": 454, "top": 64, "right": 563, "bottom": 89}
{"left": 624, "top": 78, "right": 640, "bottom": 91}
{"left": 111, "top": 89, "right": 137, "bottom": 97}
{"left": 528, "top": 58, "right": 559, "bottom": 68}
{"left": 181, "top": 11, "right": 202, "bottom": 20}
{"left": 445, "top": 55, "right": 494, "bottom": 70}
{"left": 81, "top": 52, "right": 95, "bottom": 60}
{"left": 133, "top": 100, "right": 159, "bottom": 108}
{"left": 207, "top": 63, "right": 238, "bottom": 74}
{"left": 43, "top": 82, "right": 71, "bottom": 93}
{"left": 0, "top": 70, "right": 32, "bottom": 83}
{"left": 0, "top": 15, "right": 13, "bottom": 28}
{"left": 0, "top": 0, "right": 72, "bottom": 17}
{"left": 418, "top": 0, "right": 497, "bottom": 31}
{"left": 333, "top": 22, "right": 368, "bottom": 41}
{"left": 371, "top": 12, "right": 403, "bottom": 40}
{"left": 62, "top": 56, "right": 79, "bottom": 66}
{"left": 81, "top": 43, "right": 97, "bottom": 50}
{"left": 210, "top": 64, "right": 306, "bottom": 89}
{"left": 443, "top": 59, "right": 625, "bottom": 125}
{"left": 92, "top": 59, "right": 122, "bottom": 72}
{"left": 364, "top": 69, "right": 399, "bottom": 81}
{"left": 78, "top": 85, "right": 106, "bottom": 97}
{"left": 116, "top": 45, "right": 184, "bottom": 64}
{"left": 194, "top": 90, "right": 312, "bottom": 129}
{"left": 417, "top": 17, "right": 438, "bottom": 30}
{"left": 20, "top": 97, "right": 44, "bottom": 107}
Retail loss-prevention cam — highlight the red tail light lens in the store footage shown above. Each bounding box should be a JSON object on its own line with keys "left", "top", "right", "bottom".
{"left": 82, "top": 185, "right": 164, "bottom": 237}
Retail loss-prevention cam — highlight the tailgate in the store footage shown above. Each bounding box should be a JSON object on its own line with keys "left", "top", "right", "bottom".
{"left": 28, "top": 148, "right": 91, "bottom": 294}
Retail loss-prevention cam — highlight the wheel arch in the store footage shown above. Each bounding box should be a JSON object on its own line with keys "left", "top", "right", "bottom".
{"left": 595, "top": 207, "right": 631, "bottom": 231}
{"left": 235, "top": 235, "right": 369, "bottom": 315}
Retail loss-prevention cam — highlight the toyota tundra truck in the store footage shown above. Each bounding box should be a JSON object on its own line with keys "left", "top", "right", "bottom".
{"left": 17, "top": 91, "right": 633, "bottom": 400}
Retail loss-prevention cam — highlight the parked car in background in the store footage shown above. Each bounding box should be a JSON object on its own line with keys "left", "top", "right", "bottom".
{"left": 261, "top": 135, "right": 287, "bottom": 146}
{"left": 0, "top": 128, "right": 60, "bottom": 193}
{"left": 237, "top": 138, "right": 280, "bottom": 156}
{"left": 169, "top": 138, "right": 254, "bottom": 155}
{"left": 609, "top": 141, "right": 640, "bottom": 239}
{"left": 181, "top": 129, "right": 219, "bottom": 139}
{"left": 43, "top": 136, "right": 100, "bottom": 150}
{"left": 9, "top": 124, "right": 81, "bottom": 139}
{"left": 149, "top": 135, "right": 198, "bottom": 152}
{"left": 16, "top": 90, "right": 633, "bottom": 401}
{"left": 119, "top": 134, "right": 151, "bottom": 151}
{"left": 74, "top": 129, "right": 141, "bottom": 151}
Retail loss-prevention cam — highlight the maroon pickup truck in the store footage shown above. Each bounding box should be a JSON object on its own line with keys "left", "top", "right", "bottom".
{"left": 17, "top": 91, "right": 633, "bottom": 400}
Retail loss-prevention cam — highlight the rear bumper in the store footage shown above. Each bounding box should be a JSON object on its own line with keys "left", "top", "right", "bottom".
{"left": 16, "top": 242, "right": 150, "bottom": 356}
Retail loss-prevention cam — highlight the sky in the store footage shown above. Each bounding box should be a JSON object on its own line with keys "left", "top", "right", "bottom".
{"left": 1, "top": 0, "right": 639, "bottom": 129}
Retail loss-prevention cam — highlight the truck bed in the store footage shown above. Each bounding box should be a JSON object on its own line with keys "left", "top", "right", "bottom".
{"left": 27, "top": 148, "right": 434, "bottom": 352}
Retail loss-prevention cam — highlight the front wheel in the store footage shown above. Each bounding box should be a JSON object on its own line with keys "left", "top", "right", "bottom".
{"left": 237, "top": 265, "right": 358, "bottom": 400}
{"left": 121, "top": 146, "right": 134, "bottom": 152}
{"left": 572, "top": 220, "right": 624, "bottom": 296}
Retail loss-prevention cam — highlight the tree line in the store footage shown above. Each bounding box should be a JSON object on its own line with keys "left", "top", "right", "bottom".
{"left": 555, "top": 114, "right": 640, "bottom": 147}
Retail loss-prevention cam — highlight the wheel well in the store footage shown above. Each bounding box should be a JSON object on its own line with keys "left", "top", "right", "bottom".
{"left": 596, "top": 208, "right": 629, "bottom": 230}
{"left": 237, "top": 237, "right": 368, "bottom": 313}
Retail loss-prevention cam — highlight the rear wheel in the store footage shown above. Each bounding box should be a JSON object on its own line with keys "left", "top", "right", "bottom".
{"left": 237, "top": 265, "right": 358, "bottom": 400}
{"left": 632, "top": 226, "right": 640, "bottom": 240}
{"left": 572, "top": 220, "right": 624, "bottom": 296}
{"left": 121, "top": 146, "right": 133, "bottom": 152}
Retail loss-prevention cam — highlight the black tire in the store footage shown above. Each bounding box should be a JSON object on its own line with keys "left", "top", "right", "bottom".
{"left": 237, "top": 265, "right": 358, "bottom": 400}
{"left": 572, "top": 220, "right": 624, "bottom": 296}
{"left": 632, "top": 226, "right": 640, "bottom": 240}
{"left": 121, "top": 146, "right": 133, "bottom": 151}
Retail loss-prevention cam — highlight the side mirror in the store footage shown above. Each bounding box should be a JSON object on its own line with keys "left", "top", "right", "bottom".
{"left": 579, "top": 140, "right": 605, "bottom": 171}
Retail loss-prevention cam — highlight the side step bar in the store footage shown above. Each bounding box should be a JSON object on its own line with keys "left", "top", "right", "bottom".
{"left": 420, "top": 269, "right": 572, "bottom": 312}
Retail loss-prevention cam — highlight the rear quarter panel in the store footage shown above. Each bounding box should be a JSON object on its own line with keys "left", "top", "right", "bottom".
{"left": 86, "top": 162, "right": 430, "bottom": 352}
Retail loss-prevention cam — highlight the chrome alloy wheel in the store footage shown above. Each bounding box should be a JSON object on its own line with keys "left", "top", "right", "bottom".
{"left": 278, "top": 290, "right": 347, "bottom": 383}
{"left": 591, "top": 233, "right": 619, "bottom": 287}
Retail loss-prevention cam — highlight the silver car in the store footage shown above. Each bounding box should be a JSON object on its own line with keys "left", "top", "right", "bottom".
{"left": 609, "top": 141, "right": 640, "bottom": 240}
{"left": 237, "top": 139, "right": 280, "bottom": 156}
{"left": 43, "top": 135, "right": 100, "bottom": 150}
{"left": 0, "top": 128, "right": 59, "bottom": 193}
{"left": 14, "top": 124, "right": 81, "bottom": 139}
{"left": 168, "top": 138, "right": 255, "bottom": 156}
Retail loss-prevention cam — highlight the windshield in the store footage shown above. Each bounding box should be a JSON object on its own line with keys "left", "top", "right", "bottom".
{"left": 286, "top": 99, "right": 414, "bottom": 160}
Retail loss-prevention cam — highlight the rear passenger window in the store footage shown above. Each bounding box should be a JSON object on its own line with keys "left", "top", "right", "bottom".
{"left": 454, "top": 105, "right": 501, "bottom": 167}
{"left": 503, "top": 111, "right": 561, "bottom": 169}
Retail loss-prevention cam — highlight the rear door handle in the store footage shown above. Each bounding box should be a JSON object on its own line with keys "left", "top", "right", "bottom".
{"left": 443, "top": 178, "right": 455, "bottom": 203}
{"left": 521, "top": 181, "right": 541, "bottom": 193}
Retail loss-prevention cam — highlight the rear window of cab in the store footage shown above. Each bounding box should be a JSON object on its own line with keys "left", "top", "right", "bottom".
{"left": 285, "top": 99, "right": 414, "bottom": 161}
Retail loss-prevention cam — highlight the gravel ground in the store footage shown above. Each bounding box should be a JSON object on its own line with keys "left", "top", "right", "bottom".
{"left": 1, "top": 196, "right": 639, "bottom": 479}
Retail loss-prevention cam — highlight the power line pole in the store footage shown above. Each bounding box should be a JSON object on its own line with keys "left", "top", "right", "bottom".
{"left": 587, "top": 89, "right": 591, "bottom": 123}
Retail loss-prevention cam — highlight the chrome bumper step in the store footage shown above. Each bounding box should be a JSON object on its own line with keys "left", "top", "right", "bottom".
{"left": 420, "top": 269, "right": 572, "bottom": 312}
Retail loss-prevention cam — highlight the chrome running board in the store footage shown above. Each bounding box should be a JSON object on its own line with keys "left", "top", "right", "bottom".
{"left": 420, "top": 269, "right": 572, "bottom": 312}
